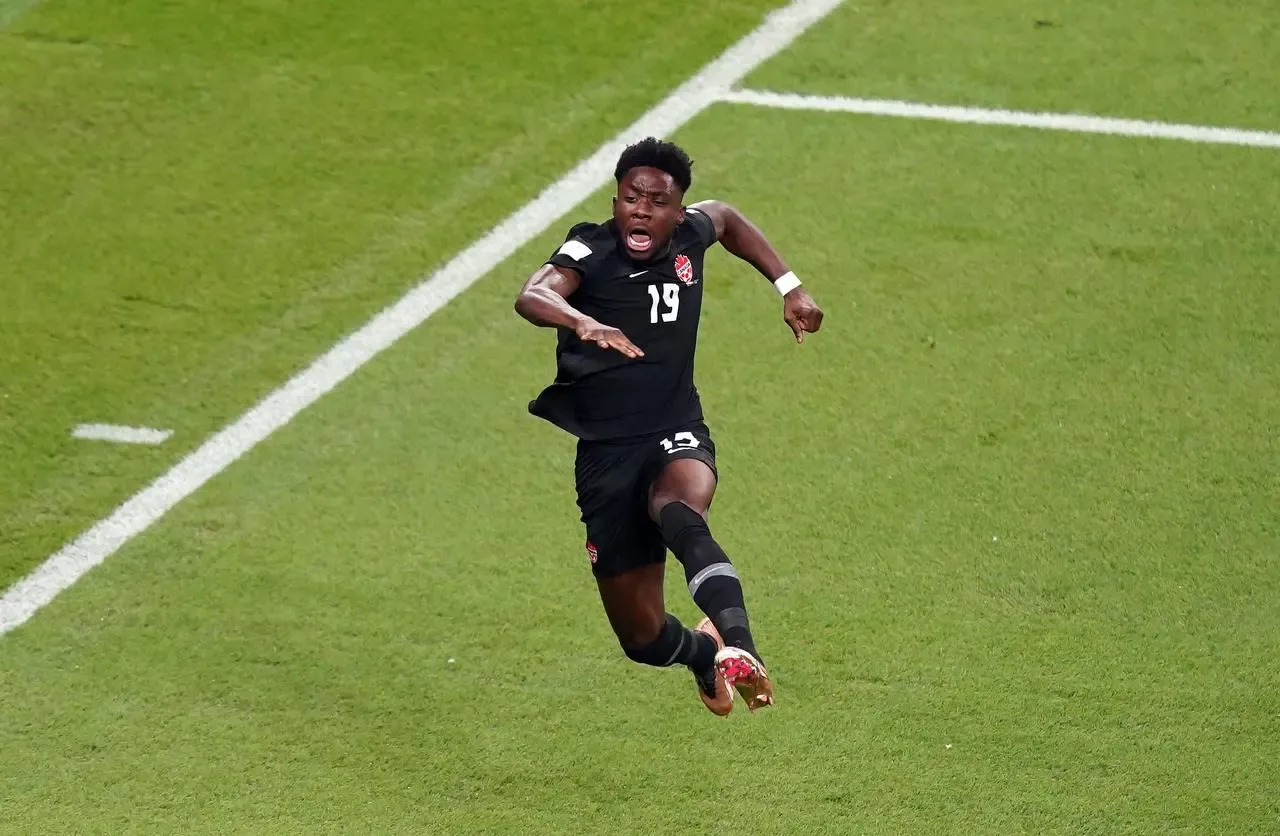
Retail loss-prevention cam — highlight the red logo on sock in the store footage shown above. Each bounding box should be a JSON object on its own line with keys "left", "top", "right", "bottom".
{"left": 585, "top": 540, "right": 598, "bottom": 564}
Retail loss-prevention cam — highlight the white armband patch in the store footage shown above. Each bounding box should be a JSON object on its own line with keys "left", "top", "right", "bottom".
{"left": 556, "top": 239, "right": 592, "bottom": 261}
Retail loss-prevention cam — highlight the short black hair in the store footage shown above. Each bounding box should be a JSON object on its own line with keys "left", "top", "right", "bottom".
{"left": 614, "top": 137, "right": 693, "bottom": 193}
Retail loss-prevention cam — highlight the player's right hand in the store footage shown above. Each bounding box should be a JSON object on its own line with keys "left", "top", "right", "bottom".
{"left": 575, "top": 319, "right": 645, "bottom": 359}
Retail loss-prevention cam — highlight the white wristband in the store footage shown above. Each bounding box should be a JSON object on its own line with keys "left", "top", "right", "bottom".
{"left": 773, "top": 271, "right": 801, "bottom": 296}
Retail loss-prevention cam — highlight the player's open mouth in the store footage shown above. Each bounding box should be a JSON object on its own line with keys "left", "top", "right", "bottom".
{"left": 626, "top": 229, "right": 652, "bottom": 253}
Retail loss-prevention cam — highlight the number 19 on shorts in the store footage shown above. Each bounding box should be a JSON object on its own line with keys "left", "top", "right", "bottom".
{"left": 648, "top": 283, "right": 680, "bottom": 324}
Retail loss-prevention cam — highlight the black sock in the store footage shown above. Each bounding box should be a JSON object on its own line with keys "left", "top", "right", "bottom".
{"left": 622, "top": 614, "right": 717, "bottom": 672}
{"left": 658, "top": 501, "right": 762, "bottom": 664}
{"left": 680, "top": 619, "right": 719, "bottom": 672}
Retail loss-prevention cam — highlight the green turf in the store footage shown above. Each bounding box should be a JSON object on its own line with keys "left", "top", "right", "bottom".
{"left": 6, "top": 97, "right": 1280, "bottom": 836}
{"left": 4, "top": 0, "right": 1279, "bottom": 832}
{"left": 0, "top": 0, "right": 776, "bottom": 587}
{"left": 0, "top": 0, "right": 39, "bottom": 28}
{"left": 748, "top": 0, "right": 1280, "bottom": 129}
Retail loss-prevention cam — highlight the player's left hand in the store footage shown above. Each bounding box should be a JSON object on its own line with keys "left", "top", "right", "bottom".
{"left": 783, "top": 288, "right": 824, "bottom": 344}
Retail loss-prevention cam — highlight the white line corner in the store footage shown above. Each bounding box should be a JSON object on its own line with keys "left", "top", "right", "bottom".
{"left": 0, "top": 0, "right": 845, "bottom": 637}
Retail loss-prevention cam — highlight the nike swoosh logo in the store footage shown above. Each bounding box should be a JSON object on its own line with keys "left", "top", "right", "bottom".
{"left": 629, "top": 270, "right": 648, "bottom": 278}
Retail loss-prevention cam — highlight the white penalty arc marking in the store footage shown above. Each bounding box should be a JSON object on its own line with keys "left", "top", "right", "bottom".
{"left": 71, "top": 424, "right": 174, "bottom": 445}
{"left": 0, "top": 0, "right": 845, "bottom": 636}
{"left": 719, "top": 89, "right": 1280, "bottom": 149}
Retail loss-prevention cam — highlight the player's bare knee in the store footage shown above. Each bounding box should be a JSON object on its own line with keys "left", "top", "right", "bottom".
{"left": 648, "top": 459, "right": 715, "bottom": 517}
{"left": 649, "top": 492, "right": 708, "bottom": 522}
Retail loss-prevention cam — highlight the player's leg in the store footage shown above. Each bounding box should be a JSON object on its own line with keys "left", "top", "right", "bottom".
{"left": 647, "top": 432, "right": 774, "bottom": 710}
{"left": 576, "top": 439, "right": 730, "bottom": 714}
{"left": 594, "top": 561, "right": 704, "bottom": 665}
{"left": 648, "top": 458, "right": 763, "bottom": 662}
{"left": 593, "top": 561, "right": 731, "bottom": 716}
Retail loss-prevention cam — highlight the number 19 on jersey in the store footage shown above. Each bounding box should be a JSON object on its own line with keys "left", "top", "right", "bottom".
{"left": 648, "top": 282, "right": 680, "bottom": 324}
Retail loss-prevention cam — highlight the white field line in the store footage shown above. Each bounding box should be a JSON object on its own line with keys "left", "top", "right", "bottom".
{"left": 71, "top": 424, "right": 173, "bottom": 445}
{"left": 720, "top": 89, "right": 1280, "bottom": 148}
{"left": 0, "top": 0, "right": 844, "bottom": 636}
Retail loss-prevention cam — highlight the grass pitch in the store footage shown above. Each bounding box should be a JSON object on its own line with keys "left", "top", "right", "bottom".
{"left": 2, "top": 0, "right": 1277, "bottom": 832}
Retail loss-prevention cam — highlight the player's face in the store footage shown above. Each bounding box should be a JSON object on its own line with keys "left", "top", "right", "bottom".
{"left": 613, "top": 167, "right": 685, "bottom": 261}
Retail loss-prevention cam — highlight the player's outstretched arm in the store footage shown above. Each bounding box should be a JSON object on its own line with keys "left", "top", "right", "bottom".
{"left": 690, "top": 200, "right": 824, "bottom": 344}
{"left": 515, "top": 264, "right": 644, "bottom": 359}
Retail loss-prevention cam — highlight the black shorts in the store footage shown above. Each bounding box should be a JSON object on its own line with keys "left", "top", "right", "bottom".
{"left": 574, "top": 421, "right": 718, "bottom": 579}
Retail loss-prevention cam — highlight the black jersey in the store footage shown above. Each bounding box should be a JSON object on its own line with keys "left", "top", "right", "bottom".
{"left": 528, "top": 207, "right": 718, "bottom": 441}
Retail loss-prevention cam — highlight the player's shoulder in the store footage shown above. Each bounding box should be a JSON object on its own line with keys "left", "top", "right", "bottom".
{"left": 678, "top": 204, "right": 718, "bottom": 250}
{"left": 553, "top": 219, "right": 615, "bottom": 258}
{"left": 546, "top": 218, "right": 623, "bottom": 277}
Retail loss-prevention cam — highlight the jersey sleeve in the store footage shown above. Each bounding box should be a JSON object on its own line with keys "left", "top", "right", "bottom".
{"left": 684, "top": 206, "right": 717, "bottom": 249}
{"left": 545, "top": 222, "right": 599, "bottom": 274}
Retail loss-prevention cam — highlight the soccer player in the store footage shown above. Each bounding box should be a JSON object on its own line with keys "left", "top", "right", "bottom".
{"left": 514, "top": 137, "right": 824, "bottom": 715}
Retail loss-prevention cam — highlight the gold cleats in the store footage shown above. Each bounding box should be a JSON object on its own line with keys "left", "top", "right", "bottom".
{"left": 714, "top": 646, "right": 774, "bottom": 712}
{"left": 693, "top": 618, "right": 734, "bottom": 716}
